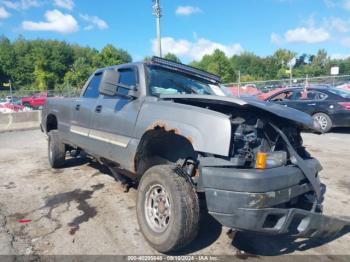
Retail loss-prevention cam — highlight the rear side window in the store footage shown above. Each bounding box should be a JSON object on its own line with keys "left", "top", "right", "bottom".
{"left": 295, "top": 91, "right": 328, "bottom": 101}
{"left": 83, "top": 73, "right": 102, "bottom": 98}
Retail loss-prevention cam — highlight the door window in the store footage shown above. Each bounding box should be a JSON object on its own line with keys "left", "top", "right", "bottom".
{"left": 83, "top": 73, "right": 102, "bottom": 98}
{"left": 118, "top": 68, "right": 137, "bottom": 96}
{"left": 295, "top": 91, "right": 328, "bottom": 101}
{"left": 270, "top": 91, "right": 295, "bottom": 101}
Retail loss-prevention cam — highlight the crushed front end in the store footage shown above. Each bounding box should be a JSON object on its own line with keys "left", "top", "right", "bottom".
{"left": 198, "top": 114, "right": 350, "bottom": 238}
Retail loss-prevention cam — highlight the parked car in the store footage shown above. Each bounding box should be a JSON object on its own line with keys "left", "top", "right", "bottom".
{"left": 21, "top": 92, "right": 50, "bottom": 109}
{"left": 0, "top": 102, "right": 25, "bottom": 113}
{"left": 0, "top": 97, "right": 26, "bottom": 113}
{"left": 41, "top": 57, "right": 349, "bottom": 253}
{"left": 265, "top": 87, "right": 350, "bottom": 132}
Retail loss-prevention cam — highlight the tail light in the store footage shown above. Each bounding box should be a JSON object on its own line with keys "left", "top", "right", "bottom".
{"left": 338, "top": 102, "right": 350, "bottom": 111}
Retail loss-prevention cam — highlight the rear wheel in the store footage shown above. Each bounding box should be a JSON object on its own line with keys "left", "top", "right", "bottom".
{"left": 313, "top": 113, "right": 332, "bottom": 133}
{"left": 48, "top": 130, "right": 66, "bottom": 168}
{"left": 136, "top": 165, "right": 199, "bottom": 253}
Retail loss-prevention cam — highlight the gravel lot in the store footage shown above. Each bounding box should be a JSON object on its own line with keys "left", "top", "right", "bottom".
{"left": 0, "top": 129, "right": 349, "bottom": 257}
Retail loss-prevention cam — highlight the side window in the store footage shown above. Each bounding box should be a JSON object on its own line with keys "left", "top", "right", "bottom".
{"left": 117, "top": 68, "right": 137, "bottom": 96}
{"left": 83, "top": 73, "right": 102, "bottom": 98}
{"left": 298, "top": 91, "right": 328, "bottom": 101}
{"left": 271, "top": 91, "right": 294, "bottom": 101}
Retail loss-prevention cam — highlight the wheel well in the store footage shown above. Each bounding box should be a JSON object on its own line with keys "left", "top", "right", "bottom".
{"left": 46, "top": 114, "right": 58, "bottom": 133}
{"left": 134, "top": 127, "right": 197, "bottom": 176}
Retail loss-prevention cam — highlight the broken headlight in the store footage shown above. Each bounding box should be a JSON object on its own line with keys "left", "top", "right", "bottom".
{"left": 255, "top": 151, "right": 287, "bottom": 169}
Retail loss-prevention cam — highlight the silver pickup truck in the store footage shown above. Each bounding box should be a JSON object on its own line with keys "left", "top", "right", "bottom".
{"left": 41, "top": 57, "right": 349, "bottom": 253}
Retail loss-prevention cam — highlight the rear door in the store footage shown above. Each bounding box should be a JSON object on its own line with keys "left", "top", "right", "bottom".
{"left": 89, "top": 66, "right": 142, "bottom": 166}
{"left": 70, "top": 72, "right": 102, "bottom": 149}
{"left": 288, "top": 90, "right": 329, "bottom": 115}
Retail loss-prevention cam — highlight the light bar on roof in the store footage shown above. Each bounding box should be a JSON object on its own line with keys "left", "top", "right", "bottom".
{"left": 151, "top": 56, "right": 221, "bottom": 83}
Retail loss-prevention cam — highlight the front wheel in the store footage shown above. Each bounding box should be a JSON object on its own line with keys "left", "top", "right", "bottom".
{"left": 48, "top": 130, "right": 66, "bottom": 168}
{"left": 136, "top": 165, "right": 199, "bottom": 253}
{"left": 313, "top": 113, "right": 332, "bottom": 133}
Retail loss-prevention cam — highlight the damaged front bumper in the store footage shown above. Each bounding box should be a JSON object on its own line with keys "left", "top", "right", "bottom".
{"left": 200, "top": 160, "right": 350, "bottom": 238}
{"left": 208, "top": 200, "right": 350, "bottom": 238}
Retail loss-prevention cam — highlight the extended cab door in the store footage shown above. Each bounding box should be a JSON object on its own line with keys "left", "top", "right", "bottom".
{"left": 89, "top": 66, "right": 142, "bottom": 167}
{"left": 70, "top": 72, "right": 102, "bottom": 149}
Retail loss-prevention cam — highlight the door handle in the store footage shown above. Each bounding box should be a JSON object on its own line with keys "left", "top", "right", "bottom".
{"left": 75, "top": 104, "right": 80, "bottom": 111}
{"left": 95, "top": 105, "right": 102, "bottom": 113}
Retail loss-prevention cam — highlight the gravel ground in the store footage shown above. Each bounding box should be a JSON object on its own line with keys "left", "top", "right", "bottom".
{"left": 0, "top": 129, "right": 349, "bottom": 258}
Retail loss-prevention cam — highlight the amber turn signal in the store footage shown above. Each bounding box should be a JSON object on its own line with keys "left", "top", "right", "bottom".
{"left": 255, "top": 152, "right": 267, "bottom": 169}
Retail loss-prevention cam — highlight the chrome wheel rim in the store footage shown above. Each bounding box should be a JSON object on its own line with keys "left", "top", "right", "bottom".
{"left": 144, "top": 184, "right": 171, "bottom": 233}
{"left": 315, "top": 115, "right": 328, "bottom": 130}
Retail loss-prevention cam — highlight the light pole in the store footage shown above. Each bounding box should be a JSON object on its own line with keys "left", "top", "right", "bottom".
{"left": 152, "top": 0, "right": 162, "bottom": 57}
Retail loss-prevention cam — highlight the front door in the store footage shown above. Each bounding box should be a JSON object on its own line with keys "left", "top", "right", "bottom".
{"left": 89, "top": 67, "right": 142, "bottom": 168}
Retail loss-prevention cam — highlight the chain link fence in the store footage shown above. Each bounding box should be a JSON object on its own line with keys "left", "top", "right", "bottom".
{"left": 223, "top": 75, "right": 350, "bottom": 97}
{"left": 0, "top": 85, "right": 81, "bottom": 99}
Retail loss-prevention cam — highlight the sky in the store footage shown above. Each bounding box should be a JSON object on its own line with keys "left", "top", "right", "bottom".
{"left": 1, "top": 0, "right": 350, "bottom": 62}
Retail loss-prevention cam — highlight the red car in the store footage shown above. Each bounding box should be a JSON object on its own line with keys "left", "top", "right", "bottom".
{"left": 21, "top": 92, "right": 49, "bottom": 108}
{"left": 0, "top": 102, "right": 25, "bottom": 113}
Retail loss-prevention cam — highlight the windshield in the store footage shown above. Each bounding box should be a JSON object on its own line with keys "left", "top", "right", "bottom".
{"left": 146, "top": 65, "right": 215, "bottom": 96}
{"left": 329, "top": 88, "right": 350, "bottom": 99}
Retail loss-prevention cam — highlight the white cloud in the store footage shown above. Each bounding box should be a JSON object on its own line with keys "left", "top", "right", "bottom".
{"left": 331, "top": 53, "right": 350, "bottom": 59}
{"left": 2, "top": 0, "right": 42, "bottom": 10}
{"left": 343, "top": 0, "right": 350, "bottom": 10}
{"left": 54, "top": 0, "right": 74, "bottom": 10}
{"left": 175, "top": 6, "right": 202, "bottom": 16}
{"left": 324, "top": 0, "right": 350, "bottom": 10}
{"left": 325, "top": 17, "right": 350, "bottom": 32}
{"left": 0, "top": 6, "right": 10, "bottom": 19}
{"left": 341, "top": 37, "right": 350, "bottom": 47}
{"left": 22, "top": 9, "right": 78, "bottom": 34}
{"left": 152, "top": 37, "right": 243, "bottom": 61}
{"left": 270, "top": 33, "right": 282, "bottom": 45}
{"left": 80, "top": 14, "right": 108, "bottom": 30}
{"left": 284, "top": 27, "right": 330, "bottom": 43}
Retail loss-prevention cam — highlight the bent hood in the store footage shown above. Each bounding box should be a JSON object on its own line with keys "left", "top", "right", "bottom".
{"left": 160, "top": 94, "right": 320, "bottom": 132}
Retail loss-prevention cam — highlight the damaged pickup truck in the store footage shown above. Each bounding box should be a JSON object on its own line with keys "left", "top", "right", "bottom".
{"left": 41, "top": 57, "right": 350, "bottom": 253}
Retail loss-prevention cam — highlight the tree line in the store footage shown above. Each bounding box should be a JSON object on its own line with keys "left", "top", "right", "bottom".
{"left": 0, "top": 36, "right": 131, "bottom": 93}
{"left": 1, "top": 36, "right": 350, "bottom": 93}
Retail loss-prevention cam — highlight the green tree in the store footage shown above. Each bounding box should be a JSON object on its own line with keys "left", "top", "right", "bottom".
{"left": 95, "top": 44, "right": 132, "bottom": 67}
{"left": 64, "top": 57, "right": 93, "bottom": 89}
{"left": 164, "top": 53, "right": 182, "bottom": 63}
{"left": 191, "top": 49, "right": 234, "bottom": 83}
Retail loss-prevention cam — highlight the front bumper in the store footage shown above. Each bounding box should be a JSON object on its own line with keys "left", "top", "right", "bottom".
{"left": 210, "top": 207, "right": 350, "bottom": 238}
{"left": 200, "top": 160, "right": 350, "bottom": 237}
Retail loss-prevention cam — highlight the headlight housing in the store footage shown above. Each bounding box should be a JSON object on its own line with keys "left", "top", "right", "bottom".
{"left": 255, "top": 151, "right": 287, "bottom": 169}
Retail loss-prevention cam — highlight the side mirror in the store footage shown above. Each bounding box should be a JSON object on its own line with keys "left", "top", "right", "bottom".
{"left": 116, "top": 83, "right": 138, "bottom": 98}
{"left": 99, "top": 69, "right": 119, "bottom": 96}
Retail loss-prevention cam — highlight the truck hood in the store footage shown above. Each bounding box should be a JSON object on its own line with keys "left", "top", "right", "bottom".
{"left": 160, "top": 94, "right": 320, "bottom": 131}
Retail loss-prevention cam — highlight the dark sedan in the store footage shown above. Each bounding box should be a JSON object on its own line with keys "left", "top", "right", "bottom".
{"left": 265, "top": 87, "right": 350, "bottom": 132}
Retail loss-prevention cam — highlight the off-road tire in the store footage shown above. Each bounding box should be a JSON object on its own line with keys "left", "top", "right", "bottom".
{"left": 48, "top": 130, "right": 66, "bottom": 168}
{"left": 313, "top": 112, "right": 332, "bottom": 133}
{"left": 136, "top": 165, "right": 199, "bottom": 253}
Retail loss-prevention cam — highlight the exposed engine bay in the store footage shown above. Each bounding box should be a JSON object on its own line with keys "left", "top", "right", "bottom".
{"left": 164, "top": 96, "right": 313, "bottom": 169}
{"left": 229, "top": 115, "right": 311, "bottom": 168}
